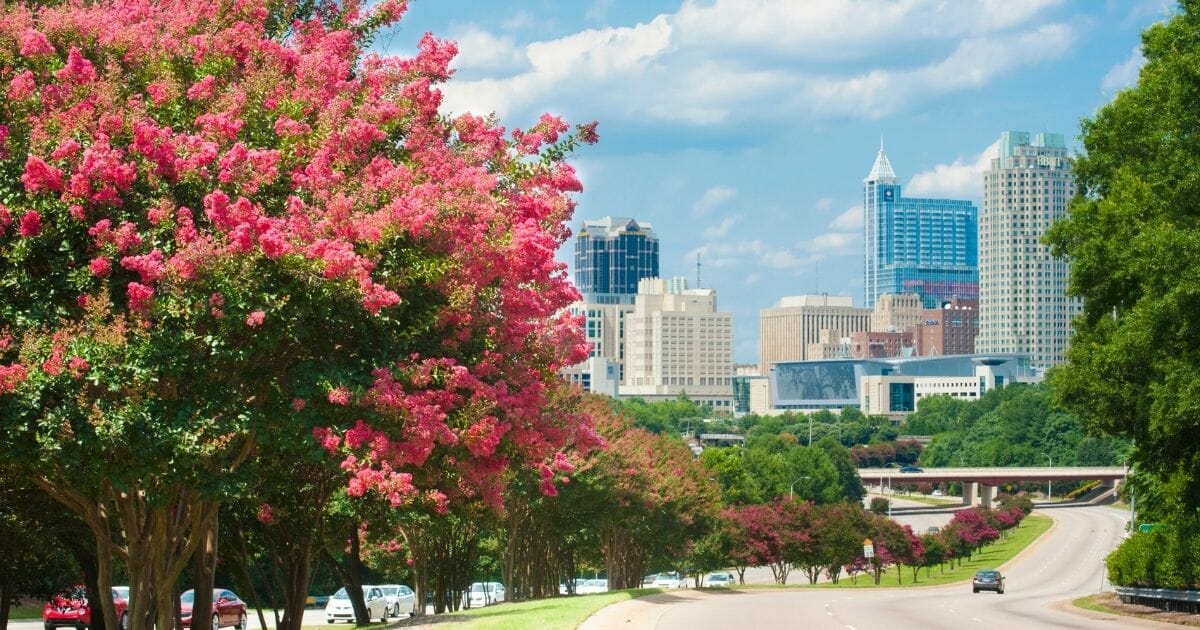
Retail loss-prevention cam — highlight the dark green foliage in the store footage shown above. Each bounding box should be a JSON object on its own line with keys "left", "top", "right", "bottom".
{"left": 915, "top": 384, "right": 1127, "bottom": 469}
{"left": 1044, "top": 0, "right": 1200, "bottom": 508}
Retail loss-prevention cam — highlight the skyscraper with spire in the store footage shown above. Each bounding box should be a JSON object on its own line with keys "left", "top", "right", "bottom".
{"left": 863, "top": 141, "right": 979, "bottom": 309}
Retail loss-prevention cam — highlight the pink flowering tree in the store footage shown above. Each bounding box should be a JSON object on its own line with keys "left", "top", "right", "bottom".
{"left": 0, "top": 2, "right": 596, "bottom": 629}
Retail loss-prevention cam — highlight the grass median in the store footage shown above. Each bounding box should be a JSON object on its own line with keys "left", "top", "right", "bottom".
{"left": 418, "top": 587, "right": 663, "bottom": 630}
{"left": 819, "top": 513, "right": 1052, "bottom": 589}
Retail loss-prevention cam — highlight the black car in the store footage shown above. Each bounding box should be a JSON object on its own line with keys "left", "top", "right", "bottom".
{"left": 899, "top": 465, "right": 923, "bottom": 473}
{"left": 972, "top": 569, "right": 1005, "bottom": 594}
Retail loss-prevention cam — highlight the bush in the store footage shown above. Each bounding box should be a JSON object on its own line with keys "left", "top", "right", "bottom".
{"left": 869, "top": 497, "right": 890, "bottom": 515}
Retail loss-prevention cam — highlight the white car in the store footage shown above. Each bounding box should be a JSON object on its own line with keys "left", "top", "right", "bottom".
{"left": 653, "top": 573, "right": 684, "bottom": 588}
{"left": 576, "top": 579, "right": 608, "bottom": 595}
{"left": 464, "top": 582, "right": 505, "bottom": 608}
{"left": 703, "top": 572, "right": 735, "bottom": 587}
{"left": 324, "top": 586, "right": 390, "bottom": 623}
{"left": 374, "top": 584, "right": 416, "bottom": 616}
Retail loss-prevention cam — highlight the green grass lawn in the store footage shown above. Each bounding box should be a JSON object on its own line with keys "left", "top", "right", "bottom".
{"left": 1072, "top": 593, "right": 1119, "bottom": 614}
{"left": 10, "top": 603, "right": 44, "bottom": 619}
{"left": 891, "top": 494, "right": 962, "bottom": 507}
{"left": 429, "top": 588, "right": 663, "bottom": 630}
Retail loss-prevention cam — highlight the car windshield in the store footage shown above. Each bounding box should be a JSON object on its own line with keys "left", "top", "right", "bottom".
{"left": 470, "top": 584, "right": 486, "bottom": 593}
{"left": 976, "top": 571, "right": 999, "bottom": 579}
{"left": 331, "top": 588, "right": 349, "bottom": 600}
{"left": 380, "top": 587, "right": 397, "bottom": 596}
{"left": 113, "top": 587, "right": 129, "bottom": 599}
{"left": 180, "top": 591, "right": 194, "bottom": 604}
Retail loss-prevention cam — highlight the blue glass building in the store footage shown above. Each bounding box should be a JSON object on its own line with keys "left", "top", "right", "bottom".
{"left": 863, "top": 144, "right": 979, "bottom": 308}
{"left": 574, "top": 217, "right": 659, "bottom": 304}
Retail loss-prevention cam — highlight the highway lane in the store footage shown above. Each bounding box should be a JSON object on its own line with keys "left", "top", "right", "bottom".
{"left": 654, "top": 505, "right": 1156, "bottom": 630}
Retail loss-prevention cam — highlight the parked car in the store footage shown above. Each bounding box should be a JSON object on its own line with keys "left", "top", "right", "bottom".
{"left": 899, "top": 465, "right": 924, "bottom": 473}
{"left": 325, "top": 586, "right": 390, "bottom": 623}
{"left": 463, "top": 582, "right": 505, "bottom": 608}
{"left": 44, "top": 586, "right": 131, "bottom": 630}
{"left": 653, "top": 572, "right": 684, "bottom": 588}
{"left": 180, "top": 589, "right": 247, "bottom": 630}
{"left": 703, "top": 572, "right": 735, "bottom": 587}
{"left": 305, "top": 594, "right": 330, "bottom": 609}
{"left": 374, "top": 584, "right": 416, "bottom": 617}
{"left": 972, "top": 569, "right": 1006, "bottom": 594}
{"left": 927, "top": 526, "right": 941, "bottom": 534}
{"left": 642, "top": 574, "right": 659, "bottom": 586}
{"left": 575, "top": 579, "right": 609, "bottom": 595}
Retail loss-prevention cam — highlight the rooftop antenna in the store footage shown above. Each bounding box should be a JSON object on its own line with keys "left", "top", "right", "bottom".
{"left": 696, "top": 251, "right": 702, "bottom": 289}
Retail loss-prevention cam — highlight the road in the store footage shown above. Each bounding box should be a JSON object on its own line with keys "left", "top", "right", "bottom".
{"left": 589, "top": 505, "right": 1164, "bottom": 629}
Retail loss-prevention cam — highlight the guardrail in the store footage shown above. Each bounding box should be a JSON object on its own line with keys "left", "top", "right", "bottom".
{"left": 1115, "top": 586, "right": 1200, "bottom": 613}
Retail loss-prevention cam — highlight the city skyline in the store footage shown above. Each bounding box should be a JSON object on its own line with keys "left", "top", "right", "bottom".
{"left": 384, "top": 1, "right": 1169, "bottom": 363}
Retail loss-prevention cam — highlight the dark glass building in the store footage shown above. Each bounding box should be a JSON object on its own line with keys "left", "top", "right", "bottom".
{"left": 574, "top": 217, "right": 659, "bottom": 303}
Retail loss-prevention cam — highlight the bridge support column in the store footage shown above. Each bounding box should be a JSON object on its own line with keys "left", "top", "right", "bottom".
{"left": 962, "top": 482, "right": 976, "bottom": 506}
{"left": 980, "top": 484, "right": 996, "bottom": 509}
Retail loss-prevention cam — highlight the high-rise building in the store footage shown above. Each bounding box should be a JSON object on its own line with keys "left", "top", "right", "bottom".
{"left": 573, "top": 217, "right": 659, "bottom": 303}
{"left": 622, "top": 277, "right": 734, "bottom": 410}
{"left": 758, "top": 295, "right": 871, "bottom": 373}
{"left": 978, "top": 131, "right": 1080, "bottom": 370}
{"left": 863, "top": 143, "right": 979, "bottom": 308}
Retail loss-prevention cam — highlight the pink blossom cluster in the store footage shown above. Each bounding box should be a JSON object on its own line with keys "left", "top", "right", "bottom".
{"left": 0, "top": 0, "right": 598, "bottom": 515}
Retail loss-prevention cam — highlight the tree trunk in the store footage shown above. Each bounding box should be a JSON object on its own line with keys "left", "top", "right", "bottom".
{"left": 0, "top": 585, "right": 12, "bottom": 630}
{"left": 191, "top": 516, "right": 219, "bottom": 630}
{"left": 322, "top": 533, "right": 371, "bottom": 625}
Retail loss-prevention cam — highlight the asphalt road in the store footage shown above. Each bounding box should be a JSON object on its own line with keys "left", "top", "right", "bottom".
{"left": 651, "top": 505, "right": 1150, "bottom": 630}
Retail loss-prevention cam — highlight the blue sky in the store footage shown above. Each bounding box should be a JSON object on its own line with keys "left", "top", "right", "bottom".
{"left": 378, "top": 0, "right": 1171, "bottom": 364}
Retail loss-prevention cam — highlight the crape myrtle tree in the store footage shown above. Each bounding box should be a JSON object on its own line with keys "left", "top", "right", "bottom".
{"left": 0, "top": 2, "right": 598, "bottom": 630}
{"left": 1044, "top": 0, "right": 1200, "bottom": 510}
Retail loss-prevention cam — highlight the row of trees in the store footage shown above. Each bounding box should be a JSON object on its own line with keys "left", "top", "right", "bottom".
{"left": 696, "top": 497, "right": 1033, "bottom": 588}
{"left": 0, "top": 1, "right": 611, "bottom": 629}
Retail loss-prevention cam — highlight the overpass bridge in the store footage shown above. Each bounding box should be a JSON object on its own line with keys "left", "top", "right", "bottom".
{"left": 856, "top": 466, "right": 1127, "bottom": 508}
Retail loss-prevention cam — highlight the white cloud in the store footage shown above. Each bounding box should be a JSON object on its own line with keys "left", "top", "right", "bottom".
{"left": 440, "top": 2, "right": 1073, "bottom": 125}
{"left": 687, "top": 240, "right": 816, "bottom": 272}
{"left": 702, "top": 216, "right": 740, "bottom": 239}
{"left": 830, "top": 205, "right": 863, "bottom": 231}
{"left": 906, "top": 139, "right": 1000, "bottom": 199}
{"left": 692, "top": 185, "right": 737, "bottom": 216}
{"left": 449, "top": 27, "right": 527, "bottom": 73}
{"left": 1102, "top": 47, "right": 1146, "bottom": 93}
{"left": 586, "top": 0, "right": 615, "bottom": 22}
{"left": 804, "top": 24, "right": 1077, "bottom": 118}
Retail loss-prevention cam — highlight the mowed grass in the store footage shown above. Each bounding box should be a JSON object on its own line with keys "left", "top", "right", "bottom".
{"left": 438, "top": 588, "right": 663, "bottom": 630}
{"left": 816, "top": 513, "right": 1053, "bottom": 589}
{"left": 1072, "top": 593, "right": 1120, "bottom": 615}
{"left": 10, "top": 603, "right": 44, "bottom": 619}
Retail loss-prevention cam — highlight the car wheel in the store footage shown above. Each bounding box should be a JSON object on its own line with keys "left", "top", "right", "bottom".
{"left": 236, "top": 613, "right": 247, "bottom": 630}
{"left": 120, "top": 613, "right": 129, "bottom": 630}
{"left": 44, "top": 624, "right": 52, "bottom": 630}
{"left": 972, "top": 588, "right": 978, "bottom": 593}
{"left": 379, "top": 607, "right": 388, "bottom": 624}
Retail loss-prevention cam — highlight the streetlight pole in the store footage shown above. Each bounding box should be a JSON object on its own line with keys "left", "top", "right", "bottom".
{"left": 789, "top": 475, "right": 811, "bottom": 500}
{"left": 807, "top": 415, "right": 813, "bottom": 446}
{"left": 1042, "top": 453, "right": 1052, "bottom": 500}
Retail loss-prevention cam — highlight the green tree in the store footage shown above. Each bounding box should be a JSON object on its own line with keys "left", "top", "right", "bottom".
{"left": 1045, "top": 0, "right": 1200, "bottom": 508}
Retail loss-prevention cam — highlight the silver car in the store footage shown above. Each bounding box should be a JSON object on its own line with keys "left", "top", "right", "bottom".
{"left": 374, "top": 584, "right": 416, "bottom": 616}
{"left": 324, "top": 586, "right": 390, "bottom": 623}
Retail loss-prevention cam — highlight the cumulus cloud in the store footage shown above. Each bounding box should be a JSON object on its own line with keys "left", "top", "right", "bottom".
{"left": 830, "top": 205, "right": 863, "bottom": 231}
{"left": 439, "top": 1, "right": 1073, "bottom": 125}
{"left": 692, "top": 185, "right": 737, "bottom": 216}
{"left": 1102, "top": 46, "right": 1146, "bottom": 93}
{"left": 687, "top": 240, "right": 816, "bottom": 272}
{"left": 702, "top": 216, "right": 740, "bottom": 239}
{"left": 906, "top": 140, "right": 1000, "bottom": 199}
{"left": 803, "top": 24, "right": 1077, "bottom": 119}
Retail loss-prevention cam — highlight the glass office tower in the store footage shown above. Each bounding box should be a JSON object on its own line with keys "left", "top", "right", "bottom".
{"left": 574, "top": 217, "right": 659, "bottom": 304}
{"left": 863, "top": 143, "right": 979, "bottom": 309}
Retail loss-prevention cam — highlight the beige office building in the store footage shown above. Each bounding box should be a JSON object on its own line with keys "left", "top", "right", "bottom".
{"left": 978, "top": 131, "right": 1081, "bottom": 370}
{"left": 622, "top": 278, "right": 734, "bottom": 409}
{"left": 758, "top": 295, "right": 871, "bottom": 373}
{"left": 871, "top": 292, "right": 924, "bottom": 332}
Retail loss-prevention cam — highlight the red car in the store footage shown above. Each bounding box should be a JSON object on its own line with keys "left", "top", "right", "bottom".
{"left": 43, "top": 585, "right": 130, "bottom": 630}
{"left": 180, "top": 589, "right": 247, "bottom": 630}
